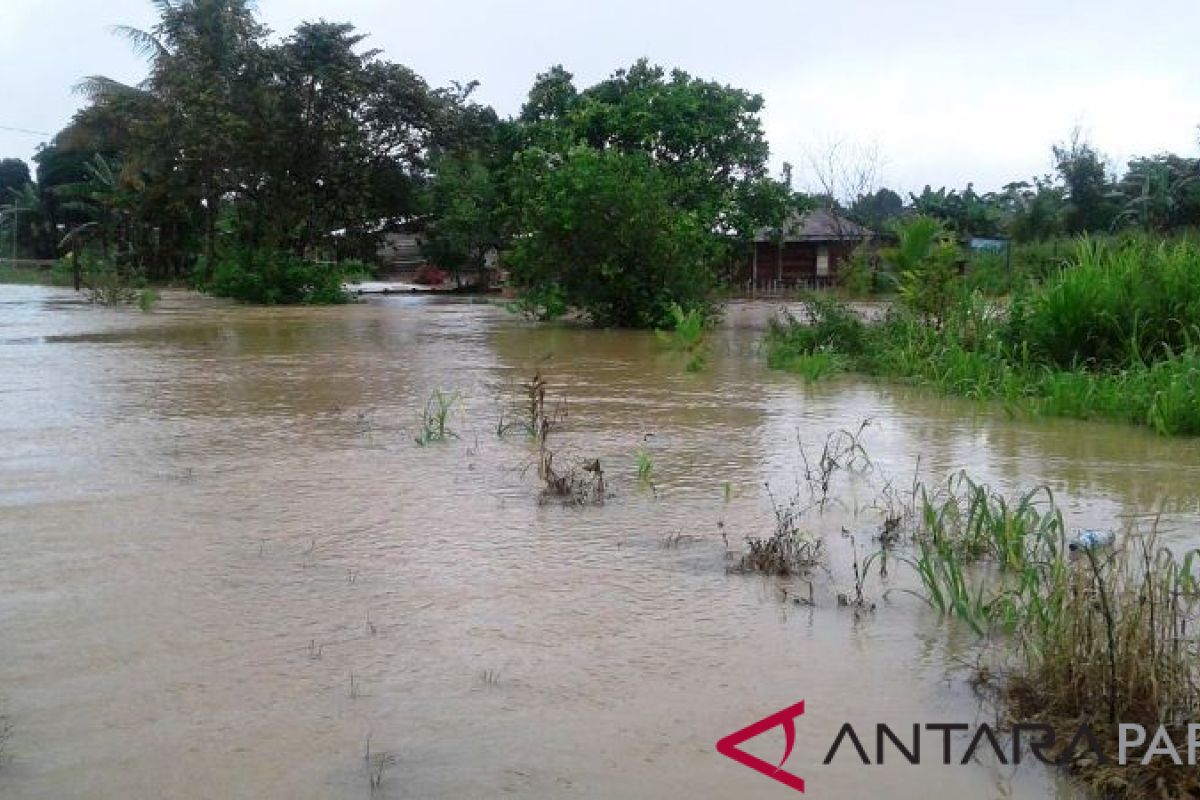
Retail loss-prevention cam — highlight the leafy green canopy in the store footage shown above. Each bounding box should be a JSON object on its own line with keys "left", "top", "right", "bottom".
{"left": 507, "top": 146, "right": 720, "bottom": 328}
{"left": 497, "top": 60, "right": 788, "bottom": 327}
{"left": 40, "top": 0, "right": 491, "bottom": 284}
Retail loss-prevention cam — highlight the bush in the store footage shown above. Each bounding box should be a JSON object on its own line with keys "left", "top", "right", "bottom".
{"left": 765, "top": 293, "right": 866, "bottom": 365}
{"left": 506, "top": 146, "right": 720, "bottom": 328}
{"left": 884, "top": 216, "right": 964, "bottom": 326}
{"left": 1006, "top": 237, "right": 1200, "bottom": 368}
{"left": 207, "top": 248, "right": 351, "bottom": 304}
{"left": 839, "top": 245, "right": 876, "bottom": 297}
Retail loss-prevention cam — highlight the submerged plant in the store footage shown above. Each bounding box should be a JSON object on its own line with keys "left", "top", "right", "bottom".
{"left": 896, "top": 469, "right": 1200, "bottom": 796}
{"left": 537, "top": 450, "right": 607, "bottom": 506}
{"left": 657, "top": 302, "right": 710, "bottom": 372}
{"left": 732, "top": 483, "right": 824, "bottom": 577}
{"left": 634, "top": 447, "right": 654, "bottom": 486}
{"left": 797, "top": 420, "right": 873, "bottom": 511}
{"left": 415, "top": 389, "right": 460, "bottom": 446}
{"left": 497, "top": 369, "right": 566, "bottom": 439}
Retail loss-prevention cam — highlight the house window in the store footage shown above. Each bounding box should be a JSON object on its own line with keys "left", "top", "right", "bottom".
{"left": 816, "top": 246, "right": 830, "bottom": 277}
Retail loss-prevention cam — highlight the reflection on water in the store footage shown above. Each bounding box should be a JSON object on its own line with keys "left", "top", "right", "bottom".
{"left": 2, "top": 285, "right": 1197, "bottom": 798}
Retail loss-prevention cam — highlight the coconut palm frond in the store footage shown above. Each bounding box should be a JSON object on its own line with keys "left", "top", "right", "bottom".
{"left": 109, "top": 24, "right": 171, "bottom": 60}
{"left": 73, "top": 75, "right": 148, "bottom": 101}
{"left": 60, "top": 222, "right": 101, "bottom": 251}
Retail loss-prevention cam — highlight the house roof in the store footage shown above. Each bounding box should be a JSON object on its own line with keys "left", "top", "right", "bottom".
{"left": 754, "top": 209, "right": 874, "bottom": 243}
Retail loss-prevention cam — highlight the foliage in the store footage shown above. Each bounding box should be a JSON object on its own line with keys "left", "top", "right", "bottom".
{"left": 1053, "top": 130, "right": 1117, "bottom": 234}
{"left": 635, "top": 448, "right": 654, "bottom": 484}
{"left": 1114, "top": 154, "right": 1200, "bottom": 233}
{"left": 504, "top": 59, "right": 787, "bottom": 324}
{"left": 507, "top": 283, "right": 569, "bottom": 322}
{"left": 0, "top": 158, "right": 31, "bottom": 197}
{"left": 903, "top": 472, "right": 1200, "bottom": 797}
{"left": 656, "top": 302, "right": 711, "bottom": 371}
{"left": 207, "top": 248, "right": 351, "bottom": 304}
{"left": 765, "top": 294, "right": 866, "bottom": 364}
{"left": 765, "top": 236, "right": 1200, "bottom": 436}
{"left": 883, "top": 216, "right": 963, "bottom": 325}
{"left": 839, "top": 244, "right": 877, "bottom": 297}
{"left": 908, "top": 183, "right": 1000, "bottom": 236}
{"left": 419, "top": 150, "right": 500, "bottom": 282}
{"left": 49, "top": 0, "right": 494, "bottom": 282}
{"left": 1006, "top": 236, "right": 1200, "bottom": 368}
{"left": 414, "top": 389, "right": 460, "bottom": 446}
{"left": 848, "top": 187, "right": 904, "bottom": 229}
{"left": 506, "top": 146, "right": 720, "bottom": 327}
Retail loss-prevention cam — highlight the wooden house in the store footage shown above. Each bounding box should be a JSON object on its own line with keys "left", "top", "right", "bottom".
{"left": 746, "top": 209, "right": 874, "bottom": 289}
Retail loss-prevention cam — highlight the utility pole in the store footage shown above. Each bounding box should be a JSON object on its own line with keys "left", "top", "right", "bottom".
{"left": 2, "top": 208, "right": 19, "bottom": 265}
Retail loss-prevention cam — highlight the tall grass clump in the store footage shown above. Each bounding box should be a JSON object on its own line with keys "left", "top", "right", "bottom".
{"left": 656, "top": 301, "right": 711, "bottom": 372}
{"left": 1007, "top": 236, "right": 1200, "bottom": 369}
{"left": 764, "top": 293, "right": 865, "bottom": 377}
{"left": 763, "top": 235, "right": 1200, "bottom": 436}
{"left": 905, "top": 473, "right": 1200, "bottom": 796}
{"left": 415, "top": 389, "right": 460, "bottom": 446}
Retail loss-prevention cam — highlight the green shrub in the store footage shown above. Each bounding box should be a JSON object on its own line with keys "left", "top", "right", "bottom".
{"left": 506, "top": 146, "right": 719, "bottom": 328}
{"left": 765, "top": 294, "right": 866, "bottom": 366}
{"left": 884, "top": 216, "right": 964, "bottom": 326}
{"left": 1007, "top": 237, "right": 1200, "bottom": 369}
{"left": 208, "top": 248, "right": 351, "bottom": 305}
{"left": 507, "top": 282, "right": 569, "bottom": 321}
{"left": 840, "top": 245, "right": 876, "bottom": 297}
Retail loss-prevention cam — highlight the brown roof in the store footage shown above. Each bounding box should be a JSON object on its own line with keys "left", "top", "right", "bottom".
{"left": 754, "top": 209, "right": 874, "bottom": 243}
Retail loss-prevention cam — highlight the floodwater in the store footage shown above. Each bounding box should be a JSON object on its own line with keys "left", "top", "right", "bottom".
{"left": 2, "top": 285, "right": 1199, "bottom": 800}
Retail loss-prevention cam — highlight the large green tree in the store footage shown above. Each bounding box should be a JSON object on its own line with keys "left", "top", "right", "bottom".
{"left": 54, "top": 0, "right": 492, "bottom": 288}
{"left": 500, "top": 60, "right": 787, "bottom": 326}
{"left": 0, "top": 158, "right": 31, "bottom": 199}
{"left": 1052, "top": 131, "right": 1117, "bottom": 234}
{"left": 507, "top": 146, "right": 720, "bottom": 328}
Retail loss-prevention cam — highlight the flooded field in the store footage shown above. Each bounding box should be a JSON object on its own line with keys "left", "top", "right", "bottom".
{"left": 2, "top": 285, "right": 1199, "bottom": 799}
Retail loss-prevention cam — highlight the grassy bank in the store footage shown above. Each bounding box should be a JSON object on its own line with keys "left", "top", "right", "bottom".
{"left": 0, "top": 261, "right": 73, "bottom": 286}
{"left": 765, "top": 237, "right": 1200, "bottom": 436}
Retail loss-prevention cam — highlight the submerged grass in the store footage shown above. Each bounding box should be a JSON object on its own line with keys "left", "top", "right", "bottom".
{"left": 415, "top": 389, "right": 460, "bottom": 446}
{"left": 904, "top": 472, "right": 1200, "bottom": 797}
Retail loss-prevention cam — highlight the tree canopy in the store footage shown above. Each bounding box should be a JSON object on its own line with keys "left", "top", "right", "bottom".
{"left": 6, "top": 0, "right": 1200, "bottom": 314}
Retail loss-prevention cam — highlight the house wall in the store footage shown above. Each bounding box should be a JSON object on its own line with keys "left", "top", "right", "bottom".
{"left": 745, "top": 241, "right": 859, "bottom": 285}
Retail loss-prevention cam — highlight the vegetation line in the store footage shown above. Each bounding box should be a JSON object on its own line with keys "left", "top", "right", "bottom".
{"left": 764, "top": 229, "right": 1200, "bottom": 436}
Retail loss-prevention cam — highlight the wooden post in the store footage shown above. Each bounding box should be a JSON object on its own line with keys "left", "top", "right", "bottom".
{"left": 751, "top": 243, "right": 758, "bottom": 285}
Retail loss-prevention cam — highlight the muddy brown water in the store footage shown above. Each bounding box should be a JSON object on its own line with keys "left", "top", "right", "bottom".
{"left": 2, "top": 285, "right": 1199, "bottom": 799}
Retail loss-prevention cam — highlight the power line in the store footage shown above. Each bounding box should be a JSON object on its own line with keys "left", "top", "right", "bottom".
{"left": 0, "top": 124, "right": 51, "bottom": 136}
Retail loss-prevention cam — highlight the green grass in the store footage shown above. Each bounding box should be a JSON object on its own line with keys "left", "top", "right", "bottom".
{"left": 901, "top": 472, "right": 1200, "bottom": 796}
{"left": 764, "top": 237, "right": 1200, "bottom": 436}
{"left": 634, "top": 447, "right": 654, "bottom": 484}
{"left": 0, "top": 261, "right": 73, "bottom": 286}
{"left": 656, "top": 301, "right": 710, "bottom": 372}
{"left": 415, "top": 390, "right": 460, "bottom": 446}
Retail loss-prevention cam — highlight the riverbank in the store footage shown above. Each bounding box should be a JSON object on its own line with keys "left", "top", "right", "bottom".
{"left": 764, "top": 239, "right": 1200, "bottom": 437}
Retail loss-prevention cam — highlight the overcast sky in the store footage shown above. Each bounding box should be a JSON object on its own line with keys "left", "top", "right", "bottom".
{"left": 2, "top": 0, "right": 1198, "bottom": 195}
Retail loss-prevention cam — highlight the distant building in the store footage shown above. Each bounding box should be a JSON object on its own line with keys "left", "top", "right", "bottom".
{"left": 746, "top": 209, "right": 874, "bottom": 288}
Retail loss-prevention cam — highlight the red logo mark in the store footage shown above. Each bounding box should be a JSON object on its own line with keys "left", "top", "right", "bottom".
{"left": 716, "top": 700, "right": 806, "bottom": 793}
